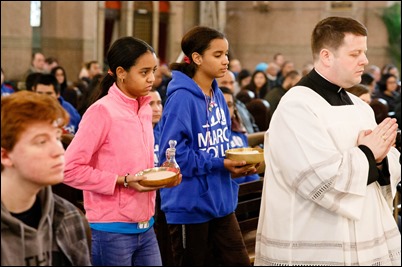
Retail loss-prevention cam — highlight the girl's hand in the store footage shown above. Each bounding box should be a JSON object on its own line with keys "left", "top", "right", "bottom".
{"left": 124, "top": 174, "right": 165, "bottom": 192}
{"left": 224, "top": 159, "right": 259, "bottom": 178}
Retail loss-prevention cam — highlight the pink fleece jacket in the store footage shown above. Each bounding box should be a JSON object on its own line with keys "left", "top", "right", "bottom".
{"left": 63, "top": 84, "right": 155, "bottom": 223}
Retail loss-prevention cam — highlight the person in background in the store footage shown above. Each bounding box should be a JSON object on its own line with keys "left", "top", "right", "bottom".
{"left": 264, "top": 70, "right": 302, "bottom": 115}
{"left": 1, "top": 68, "right": 14, "bottom": 96}
{"left": 265, "top": 62, "right": 281, "bottom": 90}
{"left": 374, "top": 73, "right": 400, "bottom": 113}
{"left": 150, "top": 89, "right": 163, "bottom": 167}
{"left": 153, "top": 63, "right": 171, "bottom": 107}
{"left": 159, "top": 63, "right": 172, "bottom": 81}
{"left": 32, "top": 74, "right": 81, "bottom": 135}
{"left": 158, "top": 25, "right": 253, "bottom": 266}
{"left": 43, "top": 56, "right": 59, "bottom": 73}
{"left": 80, "top": 60, "right": 103, "bottom": 89}
{"left": 1, "top": 90, "right": 91, "bottom": 266}
{"left": 23, "top": 52, "right": 46, "bottom": 81}
{"left": 276, "top": 60, "right": 296, "bottom": 86}
{"left": 77, "top": 73, "right": 104, "bottom": 117}
{"left": 255, "top": 62, "right": 268, "bottom": 73}
{"left": 301, "top": 62, "right": 314, "bottom": 77}
{"left": 345, "top": 83, "right": 372, "bottom": 104}
{"left": 255, "top": 16, "right": 401, "bottom": 266}
{"left": 149, "top": 88, "right": 175, "bottom": 266}
{"left": 51, "top": 66, "right": 81, "bottom": 109}
{"left": 360, "top": 72, "right": 377, "bottom": 97}
{"left": 273, "top": 52, "right": 285, "bottom": 70}
{"left": 25, "top": 72, "right": 42, "bottom": 91}
{"left": 237, "top": 69, "right": 252, "bottom": 90}
{"left": 220, "top": 86, "right": 261, "bottom": 184}
{"left": 62, "top": 36, "right": 180, "bottom": 266}
{"left": 217, "top": 70, "right": 259, "bottom": 134}
{"left": 244, "top": 70, "right": 269, "bottom": 99}
{"left": 217, "top": 70, "right": 264, "bottom": 149}
{"left": 381, "top": 63, "right": 400, "bottom": 82}
{"left": 367, "top": 64, "right": 382, "bottom": 94}
{"left": 78, "top": 62, "right": 89, "bottom": 81}
{"left": 229, "top": 58, "right": 242, "bottom": 79}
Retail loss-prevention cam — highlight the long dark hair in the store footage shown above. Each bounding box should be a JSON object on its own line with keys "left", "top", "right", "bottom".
{"left": 50, "top": 66, "right": 68, "bottom": 94}
{"left": 89, "top": 37, "right": 155, "bottom": 104}
{"left": 170, "top": 26, "right": 225, "bottom": 78}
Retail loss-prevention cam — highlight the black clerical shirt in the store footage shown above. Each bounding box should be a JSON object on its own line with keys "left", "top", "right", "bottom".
{"left": 297, "top": 68, "right": 353, "bottom": 106}
{"left": 296, "top": 69, "right": 390, "bottom": 186}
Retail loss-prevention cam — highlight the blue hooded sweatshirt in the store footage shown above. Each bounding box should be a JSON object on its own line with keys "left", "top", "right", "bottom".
{"left": 153, "top": 122, "right": 161, "bottom": 167}
{"left": 58, "top": 96, "right": 81, "bottom": 134}
{"left": 158, "top": 71, "right": 239, "bottom": 224}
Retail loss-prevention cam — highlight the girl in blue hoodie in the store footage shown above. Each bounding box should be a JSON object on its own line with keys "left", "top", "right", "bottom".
{"left": 158, "top": 26, "right": 256, "bottom": 266}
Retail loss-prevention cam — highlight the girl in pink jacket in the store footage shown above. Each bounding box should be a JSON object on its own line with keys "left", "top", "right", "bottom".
{"left": 63, "top": 37, "right": 170, "bottom": 266}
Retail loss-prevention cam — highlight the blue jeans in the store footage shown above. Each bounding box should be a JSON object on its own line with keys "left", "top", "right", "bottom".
{"left": 91, "top": 227, "right": 162, "bottom": 266}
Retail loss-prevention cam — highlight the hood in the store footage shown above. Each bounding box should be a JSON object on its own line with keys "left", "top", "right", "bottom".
{"left": 167, "top": 70, "right": 219, "bottom": 101}
{"left": 1, "top": 187, "right": 54, "bottom": 265}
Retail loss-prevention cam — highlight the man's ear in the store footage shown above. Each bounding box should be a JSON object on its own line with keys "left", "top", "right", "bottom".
{"left": 1, "top": 147, "right": 13, "bottom": 168}
{"left": 319, "top": 48, "right": 332, "bottom": 67}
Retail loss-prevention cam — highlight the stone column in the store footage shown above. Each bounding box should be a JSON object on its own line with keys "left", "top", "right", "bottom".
{"left": 41, "top": 1, "right": 99, "bottom": 81}
{"left": 97, "top": 1, "right": 105, "bottom": 68}
{"left": 1, "top": 1, "right": 32, "bottom": 82}
{"left": 120, "top": 1, "right": 134, "bottom": 37}
{"left": 152, "top": 1, "right": 160, "bottom": 54}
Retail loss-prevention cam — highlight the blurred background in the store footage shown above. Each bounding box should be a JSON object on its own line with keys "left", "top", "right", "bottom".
{"left": 1, "top": 1, "right": 400, "bottom": 87}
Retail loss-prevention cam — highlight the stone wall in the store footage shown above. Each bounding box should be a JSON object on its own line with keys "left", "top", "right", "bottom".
{"left": 1, "top": 1, "right": 395, "bottom": 84}
{"left": 224, "top": 1, "right": 391, "bottom": 72}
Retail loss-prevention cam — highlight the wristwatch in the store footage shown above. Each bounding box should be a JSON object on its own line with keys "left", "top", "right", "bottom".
{"left": 123, "top": 173, "right": 129, "bottom": 188}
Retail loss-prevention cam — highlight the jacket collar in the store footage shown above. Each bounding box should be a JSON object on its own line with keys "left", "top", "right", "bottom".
{"left": 108, "top": 83, "right": 151, "bottom": 109}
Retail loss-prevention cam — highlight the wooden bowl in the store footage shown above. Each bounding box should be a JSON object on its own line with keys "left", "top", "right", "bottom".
{"left": 225, "top": 147, "right": 264, "bottom": 165}
{"left": 136, "top": 167, "right": 179, "bottom": 187}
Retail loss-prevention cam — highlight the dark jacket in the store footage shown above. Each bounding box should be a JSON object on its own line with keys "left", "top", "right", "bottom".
{"left": 1, "top": 186, "right": 92, "bottom": 266}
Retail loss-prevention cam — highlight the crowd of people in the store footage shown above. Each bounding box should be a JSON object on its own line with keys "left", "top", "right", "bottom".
{"left": 1, "top": 15, "right": 401, "bottom": 266}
